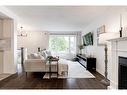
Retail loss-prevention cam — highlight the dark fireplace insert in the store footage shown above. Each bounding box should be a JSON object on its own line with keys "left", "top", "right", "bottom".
{"left": 119, "top": 56, "right": 127, "bottom": 89}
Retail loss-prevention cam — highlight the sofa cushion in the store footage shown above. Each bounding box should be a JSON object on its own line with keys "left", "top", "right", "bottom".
{"left": 46, "top": 50, "right": 52, "bottom": 56}
{"left": 41, "top": 51, "right": 47, "bottom": 59}
{"left": 41, "top": 50, "right": 52, "bottom": 59}
{"left": 28, "top": 53, "right": 45, "bottom": 59}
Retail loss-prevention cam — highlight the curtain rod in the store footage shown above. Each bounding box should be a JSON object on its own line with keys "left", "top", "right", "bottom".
{"left": 50, "top": 32, "right": 81, "bottom": 35}
{"left": 50, "top": 33, "right": 76, "bottom": 35}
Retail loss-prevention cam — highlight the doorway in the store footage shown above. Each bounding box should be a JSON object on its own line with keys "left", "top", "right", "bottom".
{"left": 17, "top": 47, "right": 24, "bottom": 74}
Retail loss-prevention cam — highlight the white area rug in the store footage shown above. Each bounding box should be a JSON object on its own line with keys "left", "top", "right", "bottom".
{"left": 0, "top": 74, "right": 11, "bottom": 81}
{"left": 43, "top": 59, "right": 95, "bottom": 79}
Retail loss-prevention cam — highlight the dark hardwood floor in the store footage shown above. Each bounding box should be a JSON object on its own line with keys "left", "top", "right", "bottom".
{"left": 0, "top": 71, "right": 107, "bottom": 89}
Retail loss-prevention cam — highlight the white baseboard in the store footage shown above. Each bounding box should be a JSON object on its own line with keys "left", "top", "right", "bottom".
{"left": 108, "top": 80, "right": 118, "bottom": 89}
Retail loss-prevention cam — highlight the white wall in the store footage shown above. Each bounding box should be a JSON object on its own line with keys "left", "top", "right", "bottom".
{"left": 82, "top": 8, "right": 124, "bottom": 77}
{"left": 17, "top": 31, "right": 49, "bottom": 54}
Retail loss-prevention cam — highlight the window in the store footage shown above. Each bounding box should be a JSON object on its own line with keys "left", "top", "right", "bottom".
{"left": 49, "top": 35, "right": 76, "bottom": 54}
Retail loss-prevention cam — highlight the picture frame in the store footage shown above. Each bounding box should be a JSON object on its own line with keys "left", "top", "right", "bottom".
{"left": 97, "top": 25, "right": 105, "bottom": 46}
{"left": 97, "top": 25, "right": 105, "bottom": 37}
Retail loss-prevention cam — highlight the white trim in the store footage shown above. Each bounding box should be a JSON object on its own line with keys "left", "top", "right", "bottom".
{"left": 108, "top": 79, "right": 118, "bottom": 89}
{"left": 108, "top": 37, "right": 127, "bottom": 42}
{"left": 50, "top": 33, "right": 77, "bottom": 35}
{"left": 112, "top": 49, "right": 127, "bottom": 52}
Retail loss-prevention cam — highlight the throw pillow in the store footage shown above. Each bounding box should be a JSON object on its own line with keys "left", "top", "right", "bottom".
{"left": 46, "top": 50, "right": 52, "bottom": 56}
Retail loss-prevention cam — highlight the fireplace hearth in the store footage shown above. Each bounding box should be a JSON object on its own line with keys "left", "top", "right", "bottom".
{"left": 119, "top": 56, "right": 127, "bottom": 89}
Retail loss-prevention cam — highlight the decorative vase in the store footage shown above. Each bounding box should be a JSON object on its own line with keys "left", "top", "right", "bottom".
{"left": 120, "top": 27, "right": 122, "bottom": 37}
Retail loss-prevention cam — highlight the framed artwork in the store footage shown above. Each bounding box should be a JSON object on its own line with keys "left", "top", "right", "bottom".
{"left": 97, "top": 25, "right": 105, "bottom": 37}
{"left": 97, "top": 25, "right": 105, "bottom": 46}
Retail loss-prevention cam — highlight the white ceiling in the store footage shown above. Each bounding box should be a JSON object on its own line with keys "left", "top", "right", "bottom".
{"left": 5, "top": 6, "right": 122, "bottom": 33}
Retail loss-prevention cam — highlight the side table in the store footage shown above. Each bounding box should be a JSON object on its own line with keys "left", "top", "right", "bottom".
{"left": 48, "top": 57, "right": 59, "bottom": 78}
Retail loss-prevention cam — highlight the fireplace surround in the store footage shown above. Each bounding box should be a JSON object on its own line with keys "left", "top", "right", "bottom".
{"left": 108, "top": 37, "right": 127, "bottom": 89}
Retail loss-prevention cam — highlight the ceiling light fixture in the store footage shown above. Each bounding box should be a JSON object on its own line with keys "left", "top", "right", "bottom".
{"left": 17, "top": 26, "right": 27, "bottom": 37}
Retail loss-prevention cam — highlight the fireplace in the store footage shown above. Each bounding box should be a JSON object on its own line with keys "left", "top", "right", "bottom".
{"left": 119, "top": 56, "right": 127, "bottom": 89}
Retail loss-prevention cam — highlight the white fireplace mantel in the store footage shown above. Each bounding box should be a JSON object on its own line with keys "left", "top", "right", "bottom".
{"left": 108, "top": 37, "right": 127, "bottom": 42}
{"left": 108, "top": 37, "right": 127, "bottom": 89}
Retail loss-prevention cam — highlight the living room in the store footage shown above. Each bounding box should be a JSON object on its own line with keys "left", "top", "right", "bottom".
{"left": 0, "top": 3, "right": 127, "bottom": 93}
